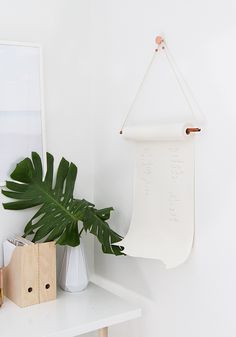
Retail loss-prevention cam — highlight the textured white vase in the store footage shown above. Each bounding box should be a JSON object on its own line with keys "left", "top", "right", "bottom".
{"left": 59, "top": 242, "right": 89, "bottom": 292}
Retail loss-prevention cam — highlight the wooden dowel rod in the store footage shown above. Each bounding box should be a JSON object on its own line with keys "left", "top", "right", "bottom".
{"left": 120, "top": 128, "right": 201, "bottom": 135}
{"left": 99, "top": 327, "right": 108, "bottom": 337}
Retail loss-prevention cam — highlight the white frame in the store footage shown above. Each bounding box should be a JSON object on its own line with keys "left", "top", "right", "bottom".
{"left": 0, "top": 41, "right": 46, "bottom": 186}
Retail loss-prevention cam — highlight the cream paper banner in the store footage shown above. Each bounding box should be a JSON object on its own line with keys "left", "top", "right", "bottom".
{"left": 118, "top": 123, "right": 195, "bottom": 268}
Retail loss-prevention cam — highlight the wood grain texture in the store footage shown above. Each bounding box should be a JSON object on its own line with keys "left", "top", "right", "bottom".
{"left": 3, "top": 242, "right": 56, "bottom": 307}
{"left": 99, "top": 327, "right": 108, "bottom": 337}
{"left": 38, "top": 241, "right": 56, "bottom": 303}
{"left": 4, "top": 244, "right": 39, "bottom": 307}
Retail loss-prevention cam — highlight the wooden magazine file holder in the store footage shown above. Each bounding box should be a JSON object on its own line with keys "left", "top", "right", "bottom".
{"left": 4, "top": 242, "right": 56, "bottom": 307}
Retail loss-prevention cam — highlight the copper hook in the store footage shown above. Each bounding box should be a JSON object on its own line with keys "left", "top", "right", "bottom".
{"left": 186, "top": 127, "right": 201, "bottom": 135}
{"left": 155, "top": 36, "right": 164, "bottom": 45}
{"left": 155, "top": 36, "right": 165, "bottom": 52}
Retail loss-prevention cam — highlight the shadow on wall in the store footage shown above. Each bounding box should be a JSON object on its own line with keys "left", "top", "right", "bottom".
{"left": 95, "top": 237, "right": 201, "bottom": 301}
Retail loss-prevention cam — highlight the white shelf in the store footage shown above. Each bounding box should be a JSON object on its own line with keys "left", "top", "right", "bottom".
{"left": 0, "top": 283, "right": 141, "bottom": 337}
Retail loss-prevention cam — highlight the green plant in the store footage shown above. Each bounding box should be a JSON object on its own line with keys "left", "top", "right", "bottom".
{"left": 1, "top": 152, "right": 124, "bottom": 255}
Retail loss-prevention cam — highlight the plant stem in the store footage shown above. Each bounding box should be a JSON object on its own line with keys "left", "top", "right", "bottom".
{"left": 79, "top": 227, "right": 84, "bottom": 237}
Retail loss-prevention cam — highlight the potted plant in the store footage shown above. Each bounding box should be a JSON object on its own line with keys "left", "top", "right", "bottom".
{"left": 1, "top": 152, "right": 124, "bottom": 292}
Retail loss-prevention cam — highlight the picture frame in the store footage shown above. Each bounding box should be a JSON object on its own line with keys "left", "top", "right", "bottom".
{"left": 0, "top": 41, "right": 46, "bottom": 186}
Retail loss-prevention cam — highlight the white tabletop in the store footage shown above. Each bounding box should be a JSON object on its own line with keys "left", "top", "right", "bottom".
{"left": 0, "top": 283, "right": 141, "bottom": 337}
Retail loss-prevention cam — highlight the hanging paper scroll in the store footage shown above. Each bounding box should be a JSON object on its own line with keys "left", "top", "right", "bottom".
{"left": 117, "top": 37, "right": 203, "bottom": 268}
{"left": 119, "top": 123, "right": 195, "bottom": 268}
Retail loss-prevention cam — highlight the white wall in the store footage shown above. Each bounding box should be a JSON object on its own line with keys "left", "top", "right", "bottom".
{"left": 91, "top": 0, "right": 236, "bottom": 336}
{"left": 0, "top": 0, "right": 94, "bottom": 272}
{"left": 1, "top": 1, "right": 236, "bottom": 337}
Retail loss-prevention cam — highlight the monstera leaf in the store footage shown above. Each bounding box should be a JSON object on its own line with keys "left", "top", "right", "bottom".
{"left": 2, "top": 152, "right": 124, "bottom": 255}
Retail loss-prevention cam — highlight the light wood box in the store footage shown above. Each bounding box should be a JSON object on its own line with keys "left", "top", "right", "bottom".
{"left": 4, "top": 242, "right": 56, "bottom": 307}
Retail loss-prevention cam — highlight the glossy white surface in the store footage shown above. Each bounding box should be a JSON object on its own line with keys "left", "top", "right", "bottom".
{"left": 0, "top": 283, "right": 141, "bottom": 337}
{"left": 59, "top": 244, "right": 88, "bottom": 292}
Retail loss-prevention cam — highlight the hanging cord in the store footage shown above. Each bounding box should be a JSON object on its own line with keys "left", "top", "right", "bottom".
{"left": 120, "top": 36, "right": 202, "bottom": 135}
{"left": 119, "top": 47, "right": 159, "bottom": 134}
{"left": 162, "top": 43, "right": 196, "bottom": 122}
{"left": 163, "top": 40, "right": 205, "bottom": 124}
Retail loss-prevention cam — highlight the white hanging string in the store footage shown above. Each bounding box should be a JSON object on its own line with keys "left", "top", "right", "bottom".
{"left": 120, "top": 48, "right": 159, "bottom": 133}
{"left": 120, "top": 38, "right": 204, "bottom": 133}
{"left": 162, "top": 44, "right": 196, "bottom": 122}
{"left": 163, "top": 41, "right": 205, "bottom": 124}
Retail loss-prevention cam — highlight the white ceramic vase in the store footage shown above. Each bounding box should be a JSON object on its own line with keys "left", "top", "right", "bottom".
{"left": 59, "top": 241, "right": 89, "bottom": 292}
